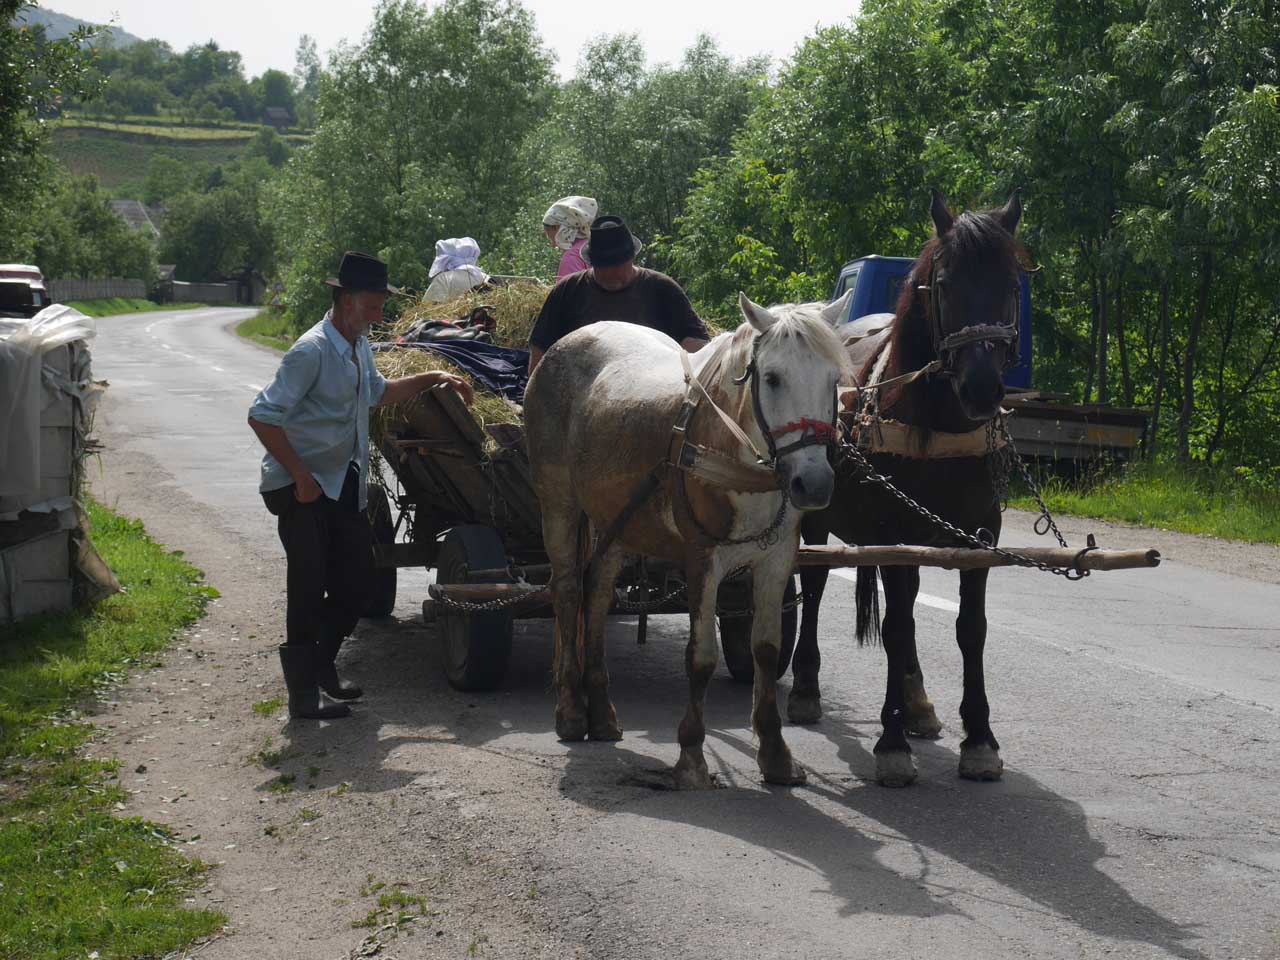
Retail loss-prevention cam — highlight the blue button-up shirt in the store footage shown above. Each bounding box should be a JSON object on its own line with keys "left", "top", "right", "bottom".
{"left": 249, "top": 311, "right": 387, "bottom": 509}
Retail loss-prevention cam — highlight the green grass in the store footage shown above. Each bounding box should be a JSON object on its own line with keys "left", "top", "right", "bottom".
{"left": 236, "top": 308, "right": 296, "bottom": 352}
{"left": 0, "top": 501, "right": 225, "bottom": 959}
{"left": 52, "top": 127, "right": 253, "bottom": 192}
{"left": 1010, "top": 460, "right": 1280, "bottom": 544}
{"left": 62, "top": 111, "right": 311, "bottom": 136}
{"left": 251, "top": 696, "right": 284, "bottom": 717}
{"left": 65, "top": 298, "right": 207, "bottom": 318}
{"left": 56, "top": 119, "right": 260, "bottom": 142}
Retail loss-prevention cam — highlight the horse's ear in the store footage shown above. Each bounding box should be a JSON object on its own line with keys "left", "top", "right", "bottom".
{"left": 821, "top": 290, "right": 853, "bottom": 327}
{"left": 930, "top": 188, "right": 954, "bottom": 237}
{"left": 738, "top": 292, "right": 777, "bottom": 333}
{"left": 998, "top": 189, "right": 1022, "bottom": 234}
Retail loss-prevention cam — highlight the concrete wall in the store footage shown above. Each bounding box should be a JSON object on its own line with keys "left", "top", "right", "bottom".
{"left": 169, "top": 280, "right": 239, "bottom": 304}
{"left": 47, "top": 277, "right": 146, "bottom": 302}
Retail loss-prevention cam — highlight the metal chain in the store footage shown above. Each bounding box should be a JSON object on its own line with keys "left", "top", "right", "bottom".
{"left": 998, "top": 420, "right": 1070, "bottom": 548}
{"left": 684, "top": 487, "right": 791, "bottom": 550}
{"left": 430, "top": 590, "right": 542, "bottom": 614}
{"left": 835, "top": 435, "right": 1090, "bottom": 580}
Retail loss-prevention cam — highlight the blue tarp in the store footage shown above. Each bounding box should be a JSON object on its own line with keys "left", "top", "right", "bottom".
{"left": 373, "top": 339, "right": 530, "bottom": 403}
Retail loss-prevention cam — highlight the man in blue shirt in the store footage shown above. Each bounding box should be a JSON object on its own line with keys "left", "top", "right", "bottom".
{"left": 249, "top": 251, "right": 473, "bottom": 719}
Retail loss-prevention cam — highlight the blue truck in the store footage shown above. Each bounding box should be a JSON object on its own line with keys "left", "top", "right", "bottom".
{"left": 832, "top": 255, "right": 1148, "bottom": 461}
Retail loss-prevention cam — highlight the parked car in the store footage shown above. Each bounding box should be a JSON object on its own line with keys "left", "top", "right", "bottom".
{"left": 0, "top": 264, "right": 50, "bottom": 319}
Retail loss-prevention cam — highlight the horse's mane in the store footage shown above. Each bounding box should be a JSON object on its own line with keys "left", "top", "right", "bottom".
{"left": 868, "top": 208, "right": 1029, "bottom": 412}
{"left": 720, "top": 300, "right": 852, "bottom": 383}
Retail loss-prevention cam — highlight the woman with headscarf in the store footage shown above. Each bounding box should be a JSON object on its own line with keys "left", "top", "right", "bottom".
{"left": 424, "top": 237, "right": 490, "bottom": 302}
{"left": 542, "top": 196, "right": 598, "bottom": 279}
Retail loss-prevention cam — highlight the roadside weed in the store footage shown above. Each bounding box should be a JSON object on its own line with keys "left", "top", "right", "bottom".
{"left": 0, "top": 501, "right": 224, "bottom": 959}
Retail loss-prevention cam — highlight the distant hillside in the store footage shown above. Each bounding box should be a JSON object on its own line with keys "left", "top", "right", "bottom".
{"left": 12, "top": 6, "right": 144, "bottom": 48}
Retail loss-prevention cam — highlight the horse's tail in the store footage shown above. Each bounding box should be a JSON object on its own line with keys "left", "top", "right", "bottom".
{"left": 855, "top": 565, "right": 882, "bottom": 647}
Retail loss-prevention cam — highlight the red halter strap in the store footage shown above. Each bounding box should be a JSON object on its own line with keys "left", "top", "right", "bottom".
{"left": 769, "top": 418, "right": 837, "bottom": 443}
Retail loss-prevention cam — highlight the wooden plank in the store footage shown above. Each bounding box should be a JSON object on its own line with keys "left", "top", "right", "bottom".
{"left": 430, "top": 384, "right": 488, "bottom": 449}
{"left": 797, "top": 544, "right": 1160, "bottom": 571}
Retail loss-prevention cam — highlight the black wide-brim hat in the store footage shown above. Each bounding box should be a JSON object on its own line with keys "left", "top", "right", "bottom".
{"left": 581, "top": 215, "right": 643, "bottom": 267}
{"left": 324, "top": 250, "right": 401, "bottom": 294}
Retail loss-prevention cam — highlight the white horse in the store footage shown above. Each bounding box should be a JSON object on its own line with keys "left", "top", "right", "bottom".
{"left": 524, "top": 293, "right": 851, "bottom": 788}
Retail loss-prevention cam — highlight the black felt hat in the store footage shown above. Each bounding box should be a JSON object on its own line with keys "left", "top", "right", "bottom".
{"left": 581, "top": 216, "right": 643, "bottom": 267}
{"left": 324, "top": 251, "right": 401, "bottom": 294}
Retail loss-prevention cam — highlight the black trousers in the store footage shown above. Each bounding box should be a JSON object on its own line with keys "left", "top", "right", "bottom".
{"left": 262, "top": 466, "right": 374, "bottom": 650}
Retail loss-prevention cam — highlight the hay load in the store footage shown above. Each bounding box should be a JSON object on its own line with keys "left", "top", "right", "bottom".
{"left": 372, "top": 281, "right": 550, "bottom": 439}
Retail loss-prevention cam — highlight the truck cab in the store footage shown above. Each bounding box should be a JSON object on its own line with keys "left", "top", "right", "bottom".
{"left": 831, "top": 255, "right": 1033, "bottom": 389}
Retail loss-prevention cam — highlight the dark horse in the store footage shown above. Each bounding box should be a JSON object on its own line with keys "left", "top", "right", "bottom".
{"left": 792, "top": 189, "right": 1028, "bottom": 787}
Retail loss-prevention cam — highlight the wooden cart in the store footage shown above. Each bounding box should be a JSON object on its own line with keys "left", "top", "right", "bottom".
{"left": 372, "top": 386, "right": 1160, "bottom": 693}
{"left": 371, "top": 385, "right": 796, "bottom": 691}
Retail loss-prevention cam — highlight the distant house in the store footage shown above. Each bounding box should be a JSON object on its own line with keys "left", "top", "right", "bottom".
{"left": 263, "top": 107, "right": 292, "bottom": 132}
{"left": 108, "top": 199, "right": 159, "bottom": 238}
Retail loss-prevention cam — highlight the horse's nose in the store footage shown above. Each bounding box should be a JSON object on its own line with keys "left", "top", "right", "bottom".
{"left": 789, "top": 464, "right": 834, "bottom": 510}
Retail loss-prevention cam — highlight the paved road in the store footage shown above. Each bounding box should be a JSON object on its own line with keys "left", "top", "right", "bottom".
{"left": 90, "top": 307, "right": 1280, "bottom": 959}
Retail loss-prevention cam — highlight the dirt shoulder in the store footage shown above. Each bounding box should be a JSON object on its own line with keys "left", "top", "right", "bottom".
{"left": 1004, "top": 507, "right": 1280, "bottom": 585}
{"left": 89, "top": 441, "right": 585, "bottom": 960}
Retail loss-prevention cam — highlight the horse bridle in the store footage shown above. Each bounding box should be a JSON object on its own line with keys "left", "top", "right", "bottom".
{"left": 731, "top": 331, "right": 840, "bottom": 466}
{"left": 919, "top": 249, "right": 1020, "bottom": 374}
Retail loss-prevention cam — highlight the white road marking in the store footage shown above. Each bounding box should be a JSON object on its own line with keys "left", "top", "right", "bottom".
{"left": 162, "top": 343, "right": 172, "bottom": 350}
{"left": 211, "top": 365, "right": 224, "bottom": 372}
{"left": 244, "top": 383, "right": 261, "bottom": 391}
{"left": 827, "top": 566, "right": 960, "bottom": 613}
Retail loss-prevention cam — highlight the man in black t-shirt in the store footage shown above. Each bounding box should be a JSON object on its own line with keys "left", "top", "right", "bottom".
{"left": 527, "top": 215, "right": 709, "bottom": 373}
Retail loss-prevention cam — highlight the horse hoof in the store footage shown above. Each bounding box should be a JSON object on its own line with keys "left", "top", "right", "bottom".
{"left": 905, "top": 707, "right": 943, "bottom": 740}
{"left": 588, "top": 721, "right": 623, "bottom": 742}
{"left": 555, "top": 709, "right": 588, "bottom": 743}
{"left": 786, "top": 692, "right": 823, "bottom": 725}
{"left": 673, "top": 758, "right": 715, "bottom": 790}
{"left": 959, "top": 744, "right": 1003, "bottom": 781}
{"left": 762, "top": 761, "right": 807, "bottom": 787}
{"left": 903, "top": 673, "right": 943, "bottom": 739}
{"left": 875, "top": 752, "right": 918, "bottom": 787}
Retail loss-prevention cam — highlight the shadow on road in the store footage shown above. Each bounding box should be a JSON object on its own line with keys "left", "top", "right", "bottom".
{"left": 271, "top": 611, "right": 1205, "bottom": 959}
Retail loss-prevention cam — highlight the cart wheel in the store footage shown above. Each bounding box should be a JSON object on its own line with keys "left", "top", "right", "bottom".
{"left": 718, "top": 575, "right": 798, "bottom": 684}
{"left": 436, "top": 525, "right": 513, "bottom": 692}
{"left": 364, "top": 485, "right": 397, "bottom": 618}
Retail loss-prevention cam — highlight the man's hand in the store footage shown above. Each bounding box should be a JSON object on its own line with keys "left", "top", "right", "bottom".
{"left": 293, "top": 472, "right": 323, "bottom": 503}
{"left": 428, "top": 371, "right": 474, "bottom": 406}
{"left": 378, "top": 371, "right": 475, "bottom": 407}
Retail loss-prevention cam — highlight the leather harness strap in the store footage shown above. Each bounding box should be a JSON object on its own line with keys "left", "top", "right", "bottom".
{"left": 844, "top": 337, "right": 1009, "bottom": 460}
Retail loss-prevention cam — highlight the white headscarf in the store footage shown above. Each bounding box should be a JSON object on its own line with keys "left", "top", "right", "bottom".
{"left": 429, "top": 237, "right": 484, "bottom": 279}
{"left": 542, "top": 196, "right": 598, "bottom": 251}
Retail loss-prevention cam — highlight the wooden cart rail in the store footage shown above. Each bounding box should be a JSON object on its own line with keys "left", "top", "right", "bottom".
{"left": 427, "top": 542, "right": 1161, "bottom": 612}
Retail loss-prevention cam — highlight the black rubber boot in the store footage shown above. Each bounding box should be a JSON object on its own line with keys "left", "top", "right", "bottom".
{"left": 278, "top": 644, "right": 351, "bottom": 719}
{"left": 318, "top": 634, "right": 363, "bottom": 701}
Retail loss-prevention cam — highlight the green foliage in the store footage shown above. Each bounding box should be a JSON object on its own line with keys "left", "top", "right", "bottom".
{"left": 1011, "top": 460, "right": 1280, "bottom": 544}
{"left": 236, "top": 308, "right": 296, "bottom": 351}
{"left": 266, "top": 0, "right": 555, "bottom": 328}
{"left": 493, "top": 33, "right": 766, "bottom": 278}
{"left": 668, "top": 0, "right": 1280, "bottom": 471}
{"left": 159, "top": 159, "right": 275, "bottom": 281}
{"left": 0, "top": 1, "right": 104, "bottom": 255}
{"left": 0, "top": 501, "right": 224, "bottom": 959}
{"left": 22, "top": 168, "right": 158, "bottom": 284}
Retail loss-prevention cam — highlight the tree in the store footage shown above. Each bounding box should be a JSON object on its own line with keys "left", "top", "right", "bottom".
{"left": 267, "top": 0, "right": 554, "bottom": 327}
{"left": 28, "top": 170, "right": 158, "bottom": 283}
{"left": 159, "top": 168, "right": 273, "bottom": 282}
{"left": 0, "top": 1, "right": 103, "bottom": 257}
